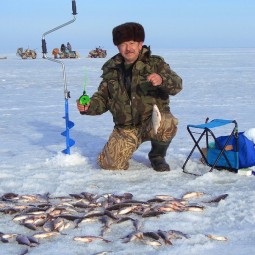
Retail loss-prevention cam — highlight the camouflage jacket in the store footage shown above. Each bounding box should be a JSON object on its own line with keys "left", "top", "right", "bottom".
{"left": 84, "top": 45, "right": 182, "bottom": 127}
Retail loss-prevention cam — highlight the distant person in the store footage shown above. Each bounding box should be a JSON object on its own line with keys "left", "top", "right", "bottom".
{"left": 67, "top": 42, "right": 72, "bottom": 52}
{"left": 60, "top": 44, "right": 66, "bottom": 53}
{"left": 77, "top": 22, "right": 182, "bottom": 171}
{"left": 52, "top": 48, "right": 59, "bottom": 59}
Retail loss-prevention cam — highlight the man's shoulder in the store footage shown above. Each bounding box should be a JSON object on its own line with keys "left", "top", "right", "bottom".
{"left": 101, "top": 54, "right": 122, "bottom": 78}
{"left": 150, "top": 54, "right": 165, "bottom": 62}
{"left": 141, "top": 45, "right": 165, "bottom": 62}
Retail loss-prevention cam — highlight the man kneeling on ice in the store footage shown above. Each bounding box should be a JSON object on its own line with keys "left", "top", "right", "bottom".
{"left": 76, "top": 22, "right": 182, "bottom": 171}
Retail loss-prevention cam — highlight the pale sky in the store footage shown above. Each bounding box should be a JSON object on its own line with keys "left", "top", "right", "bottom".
{"left": 1, "top": 0, "right": 255, "bottom": 52}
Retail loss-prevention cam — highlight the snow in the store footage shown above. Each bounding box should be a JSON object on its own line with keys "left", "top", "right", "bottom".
{"left": 0, "top": 48, "right": 255, "bottom": 255}
{"left": 244, "top": 128, "right": 255, "bottom": 143}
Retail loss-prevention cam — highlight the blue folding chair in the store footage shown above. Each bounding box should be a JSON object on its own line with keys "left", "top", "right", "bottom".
{"left": 182, "top": 118, "right": 239, "bottom": 175}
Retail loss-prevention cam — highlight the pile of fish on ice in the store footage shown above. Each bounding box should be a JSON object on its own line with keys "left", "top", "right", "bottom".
{"left": 0, "top": 191, "right": 229, "bottom": 254}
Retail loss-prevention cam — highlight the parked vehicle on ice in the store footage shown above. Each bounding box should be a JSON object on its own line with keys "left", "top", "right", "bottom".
{"left": 88, "top": 47, "right": 107, "bottom": 58}
{"left": 16, "top": 48, "right": 37, "bottom": 59}
{"left": 52, "top": 47, "right": 79, "bottom": 59}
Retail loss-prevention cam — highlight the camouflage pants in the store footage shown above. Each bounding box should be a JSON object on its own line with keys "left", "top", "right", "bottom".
{"left": 98, "top": 112, "right": 178, "bottom": 170}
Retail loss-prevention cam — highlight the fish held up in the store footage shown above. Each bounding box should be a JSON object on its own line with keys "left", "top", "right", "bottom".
{"left": 152, "top": 104, "right": 161, "bottom": 135}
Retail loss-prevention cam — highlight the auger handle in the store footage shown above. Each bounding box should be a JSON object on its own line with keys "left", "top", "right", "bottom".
{"left": 72, "top": 0, "right": 77, "bottom": 15}
{"left": 42, "top": 39, "right": 47, "bottom": 55}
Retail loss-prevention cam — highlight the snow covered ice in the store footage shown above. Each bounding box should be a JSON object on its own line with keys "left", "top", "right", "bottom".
{"left": 0, "top": 48, "right": 255, "bottom": 254}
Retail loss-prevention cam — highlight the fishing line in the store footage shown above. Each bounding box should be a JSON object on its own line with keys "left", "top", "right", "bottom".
{"left": 79, "top": 68, "right": 90, "bottom": 105}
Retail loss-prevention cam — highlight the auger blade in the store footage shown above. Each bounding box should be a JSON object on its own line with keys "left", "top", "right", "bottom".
{"left": 61, "top": 129, "right": 75, "bottom": 137}
{"left": 61, "top": 98, "right": 75, "bottom": 155}
{"left": 62, "top": 117, "right": 75, "bottom": 129}
{"left": 61, "top": 122, "right": 75, "bottom": 137}
{"left": 67, "top": 120, "right": 75, "bottom": 129}
{"left": 62, "top": 138, "right": 75, "bottom": 154}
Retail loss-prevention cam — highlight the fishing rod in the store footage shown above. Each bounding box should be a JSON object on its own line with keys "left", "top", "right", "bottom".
{"left": 79, "top": 69, "right": 90, "bottom": 106}
{"left": 41, "top": 0, "right": 77, "bottom": 155}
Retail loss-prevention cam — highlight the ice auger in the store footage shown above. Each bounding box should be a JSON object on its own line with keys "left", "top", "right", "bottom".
{"left": 41, "top": 0, "right": 77, "bottom": 154}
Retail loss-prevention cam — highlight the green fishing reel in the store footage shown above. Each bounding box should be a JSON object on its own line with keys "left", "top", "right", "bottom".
{"left": 79, "top": 91, "right": 90, "bottom": 105}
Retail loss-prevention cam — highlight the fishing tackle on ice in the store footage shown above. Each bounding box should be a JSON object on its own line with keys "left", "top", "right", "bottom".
{"left": 41, "top": 0, "right": 77, "bottom": 154}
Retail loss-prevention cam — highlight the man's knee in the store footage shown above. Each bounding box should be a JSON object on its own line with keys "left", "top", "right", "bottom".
{"left": 158, "top": 112, "right": 178, "bottom": 142}
{"left": 97, "top": 128, "right": 139, "bottom": 170}
{"left": 98, "top": 150, "right": 129, "bottom": 170}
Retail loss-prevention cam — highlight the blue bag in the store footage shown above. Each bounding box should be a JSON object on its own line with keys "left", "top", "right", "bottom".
{"left": 215, "top": 132, "right": 255, "bottom": 168}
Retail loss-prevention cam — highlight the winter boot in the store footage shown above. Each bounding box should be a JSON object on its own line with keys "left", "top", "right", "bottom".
{"left": 148, "top": 140, "right": 171, "bottom": 172}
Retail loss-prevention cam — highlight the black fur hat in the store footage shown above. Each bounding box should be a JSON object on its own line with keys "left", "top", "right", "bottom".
{"left": 112, "top": 22, "right": 145, "bottom": 46}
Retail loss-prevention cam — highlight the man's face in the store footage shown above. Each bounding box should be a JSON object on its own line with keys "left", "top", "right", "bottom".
{"left": 117, "top": 41, "right": 143, "bottom": 64}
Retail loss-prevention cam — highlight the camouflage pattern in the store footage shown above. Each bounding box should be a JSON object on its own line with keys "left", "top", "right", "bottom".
{"left": 98, "top": 112, "right": 178, "bottom": 170}
{"left": 85, "top": 45, "right": 182, "bottom": 127}
{"left": 83, "top": 45, "right": 182, "bottom": 170}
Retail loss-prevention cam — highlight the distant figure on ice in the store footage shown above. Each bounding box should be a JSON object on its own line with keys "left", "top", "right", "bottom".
{"left": 76, "top": 22, "right": 182, "bottom": 171}
{"left": 67, "top": 42, "right": 72, "bottom": 52}
{"left": 60, "top": 44, "right": 67, "bottom": 53}
{"left": 52, "top": 48, "right": 59, "bottom": 59}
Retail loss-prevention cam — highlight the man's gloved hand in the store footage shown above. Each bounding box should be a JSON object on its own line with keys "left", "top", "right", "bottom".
{"left": 76, "top": 100, "right": 90, "bottom": 114}
{"left": 147, "top": 73, "right": 162, "bottom": 86}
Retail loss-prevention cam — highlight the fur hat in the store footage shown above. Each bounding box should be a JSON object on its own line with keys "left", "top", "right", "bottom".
{"left": 112, "top": 22, "right": 145, "bottom": 46}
